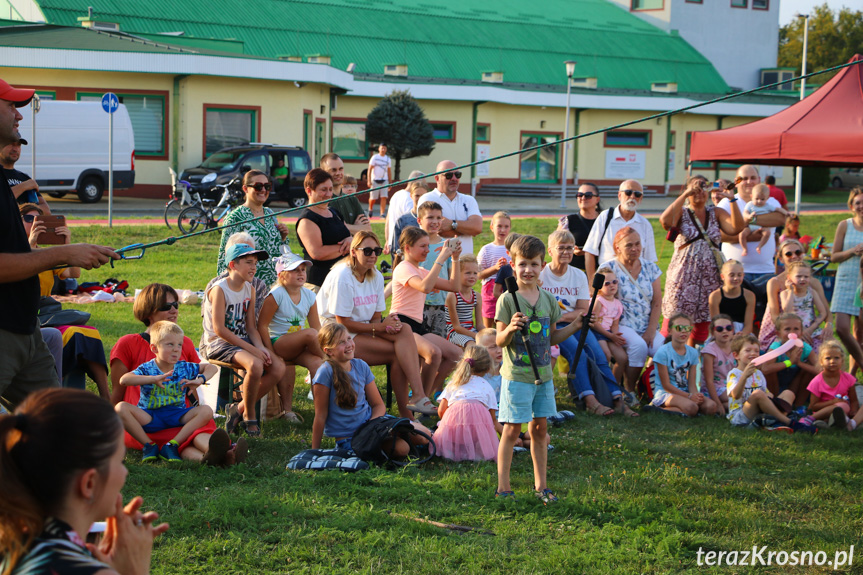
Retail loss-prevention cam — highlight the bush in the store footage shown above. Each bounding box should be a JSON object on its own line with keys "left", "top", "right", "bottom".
{"left": 801, "top": 166, "right": 831, "bottom": 193}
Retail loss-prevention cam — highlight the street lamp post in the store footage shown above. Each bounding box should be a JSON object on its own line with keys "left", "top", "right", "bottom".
{"left": 560, "top": 60, "right": 577, "bottom": 209}
{"left": 794, "top": 13, "right": 809, "bottom": 214}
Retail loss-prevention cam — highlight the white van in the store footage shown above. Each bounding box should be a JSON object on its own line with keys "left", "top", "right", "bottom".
{"left": 16, "top": 100, "right": 135, "bottom": 203}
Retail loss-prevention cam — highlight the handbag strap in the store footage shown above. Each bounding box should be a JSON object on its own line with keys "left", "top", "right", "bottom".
{"left": 687, "top": 207, "right": 721, "bottom": 251}
{"left": 615, "top": 260, "right": 651, "bottom": 302}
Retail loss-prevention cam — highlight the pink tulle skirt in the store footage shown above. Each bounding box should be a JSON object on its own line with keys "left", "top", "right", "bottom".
{"left": 435, "top": 400, "right": 499, "bottom": 462}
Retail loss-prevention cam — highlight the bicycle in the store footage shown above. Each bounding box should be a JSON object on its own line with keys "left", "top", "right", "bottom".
{"left": 164, "top": 167, "right": 202, "bottom": 229}
{"left": 177, "top": 177, "right": 243, "bottom": 235}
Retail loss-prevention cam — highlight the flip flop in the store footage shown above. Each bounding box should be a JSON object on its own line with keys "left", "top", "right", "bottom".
{"left": 224, "top": 403, "right": 242, "bottom": 435}
{"left": 202, "top": 428, "right": 231, "bottom": 467}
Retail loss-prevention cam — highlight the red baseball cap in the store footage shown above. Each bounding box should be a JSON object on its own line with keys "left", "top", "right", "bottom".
{"left": 0, "top": 79, "right": 34, "bottom": 107}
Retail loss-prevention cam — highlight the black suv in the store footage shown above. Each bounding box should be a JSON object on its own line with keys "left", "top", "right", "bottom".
{"left": 180, "top": 144, "right": 311, "bottom": 208}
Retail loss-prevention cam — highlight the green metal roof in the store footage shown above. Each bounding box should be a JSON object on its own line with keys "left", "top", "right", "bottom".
{"left": 24, "top": 0, "right": 731, "bottom": 95}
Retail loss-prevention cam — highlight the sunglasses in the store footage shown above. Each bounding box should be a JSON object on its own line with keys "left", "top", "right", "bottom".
{"left": 784, "top": 249, "right": 803, "bottom": 257}
{"left": 158, "top": 301, "right": 180, "bottom": 312}
{"left": 246, "top": 182, "right": 272, "bottom": 192}
{"left": 443, "top": 171, "right": 462, "bottom": 180}
{"left": 713, "top": 325, "right": 734, "bottom": 333}
{"left": 603, "top": 279, "right": 618, "bottom": 286}
{"left": 357, "top": 246, "right": 383, "bottom": 257}
{"left": 672, "top": 324, "right": 693, "bottom": 333}
{"left": 622, "top": 189, "right": 644, "bottom": 198}
{"left": 576, "top": 192, "right": 597, "bottom": 199}
{"left": 22, "top": 214, "right": 37, "bottom": 223}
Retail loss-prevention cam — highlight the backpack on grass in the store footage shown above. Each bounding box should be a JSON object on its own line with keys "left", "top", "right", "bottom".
{"left": 351, "top": 416, "right": 435, "bottom": 467}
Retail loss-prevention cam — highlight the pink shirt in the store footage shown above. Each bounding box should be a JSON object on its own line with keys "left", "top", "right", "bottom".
{"left": 807, "top": 372, "right": 857, "bottom": 402}
{"left": 390, "top": 261, "right": 430, "bottom": 323}
{"left": 595, "top": 296, "right": 623, "bottom": 331}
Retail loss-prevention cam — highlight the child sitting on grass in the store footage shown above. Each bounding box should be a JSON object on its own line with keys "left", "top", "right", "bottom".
{"left": 116, "top": 321, "right": 219, "bottom": 462}
{"left": 445, "top": 254, "right": 481, "bottom": 348}
{"left": 257, "top": 252, "right": 325, "bottom": 423}
{"left": 649, "top": 313, "right": 717, "bottom": 417}
{"left": 700, "top": 314, "right": 736, "bottom": 417}
{"left": 726, "top": 333, "right": 816, "bottom": 433}
{"left": 201, "top": 239, "right": 286, "bottom": 437}
{"left": 311, "top": 323, "right": 430, "bottom": 452}
{"left": 708, "top": 260, "right": 755, "bottom": 335}
{"left": 495, "top": 235, "right": 585, "bottom": 504}
{"left": 477, "top": 211, "right": 512, "bottom": 328}
{"left": 435, "top": 346, "right": 500, "bottom": 462}
{"left": 760, "top": 313, "right": 820, "bottom": 406}
{"left": 806, "top": 340, "right": 859, "bottom": 428}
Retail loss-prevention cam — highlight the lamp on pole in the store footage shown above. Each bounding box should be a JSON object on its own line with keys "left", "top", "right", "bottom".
{"left": 560, "top": 60, "right": 577, "bottom": 209}
{"left": 793, "top": 12, "right": 809, "bottom": 214}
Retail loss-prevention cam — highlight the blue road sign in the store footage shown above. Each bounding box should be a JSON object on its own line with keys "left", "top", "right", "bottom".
{"left": 101, "top": 92, "right": 119, "bottom": 114}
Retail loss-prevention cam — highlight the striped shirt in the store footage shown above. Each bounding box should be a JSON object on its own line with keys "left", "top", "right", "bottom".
{"left": 445, "top": 290, "right": 476, "bottom": 337}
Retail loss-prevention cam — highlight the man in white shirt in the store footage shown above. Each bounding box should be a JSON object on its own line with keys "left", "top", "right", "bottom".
{"left": 384, "top": 170, "right": 427, "bottom": 255}
{"left": 583, "top": 180, "right": 657, "bottom": 280}
{"left": 717, "top": 165, "right": 785, "bottom": 286}
{"left": 367, "top": 143, "right": 392, "bottom": 219}
{"left": 417, "top": 160, "right": 482, "bottom": 254}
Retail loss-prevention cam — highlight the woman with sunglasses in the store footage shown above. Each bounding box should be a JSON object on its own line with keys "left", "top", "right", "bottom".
{"left": 216, "top": 170, "right": 290, "bottom": 287}
{"left": 317, "top": 231, "right": 438, "bottom": 416}
{"left": 830, "top": 187, "right": 863, "bottom": 372}
{"left": 560, "top": 183, "right": 602, "bottom": 271}
{"left": 659, "top": 175, "right": 741, "bottom": 345}
{"left": 19, "top": 203, "right": 112, "bottom": 401}
{"left": 109, "top": 283, "right": 247, "bottom": 466}
{"left": 758, "top": 239, "right": 832, "bottom": 352}
{"left": 296, "top": 168, "right": 352, "bottom": 292}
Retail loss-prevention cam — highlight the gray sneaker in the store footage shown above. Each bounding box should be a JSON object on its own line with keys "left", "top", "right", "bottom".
{"left": 623, "top": 390, "right": 640, "bottom": 408}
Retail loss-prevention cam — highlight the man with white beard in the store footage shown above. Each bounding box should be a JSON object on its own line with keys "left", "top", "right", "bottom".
{"left": 583, "top": 179, "right": 657, "bottom": 281}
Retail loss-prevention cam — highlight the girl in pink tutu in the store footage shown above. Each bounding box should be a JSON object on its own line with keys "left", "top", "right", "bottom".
{"left": 435, "top": 346, "right": 501, "bottom": 461}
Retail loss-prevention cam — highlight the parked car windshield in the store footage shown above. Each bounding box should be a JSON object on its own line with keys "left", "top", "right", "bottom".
{"left": 201, "top": 150, "right": 248, "bottom": 171}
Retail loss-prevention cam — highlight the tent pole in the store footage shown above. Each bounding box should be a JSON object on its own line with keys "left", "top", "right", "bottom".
{"left": 794, "top": 14, "right": 810, "bottom": 214}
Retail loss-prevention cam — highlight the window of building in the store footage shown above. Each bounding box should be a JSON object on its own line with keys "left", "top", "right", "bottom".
{"left": 760, "top": 69, "right": 795, "bottom": 90}
{"left": 685, "top": 132, "right": 714, "bottom": 169}
{"left": 753, "top": 0, "right": 768, "bottom": 9}
{"left": 78, "top": 92, "right": 166, "bottom": 157}
{"left": 431, "top": 122, "right": 456, "bottom": 142}
{"left": 331, "top": 119, "right": 367, "bottom": 160}
{"left": 204, "top": 106, "right": 258, "bottom": 157}
{"left": 731, "top": 0, "right": 747, "bottom": 7}
{"left": 476, "top": 123, "right": 491, "bottom": 143}
{"left": 35, "top": 90, "right": 55, "bottom": 100}
{"left": 604, "top": 130, "right": 651, "bottom": 148}
{"left": 669, "top": 131, "right": 676, "bottom": 149}
{"left": 632, "top": 0, "right": 663, "bottom": 9}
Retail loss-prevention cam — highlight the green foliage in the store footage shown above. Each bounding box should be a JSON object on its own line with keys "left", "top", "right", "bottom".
{"left": 779, "top": 4, "right": 863, "bottom": 85}
{"left": 365, "top": 90, "right": 435, "bottom": 181}
{"left": 801, "top": 167, "right": 831, "bottom": 194}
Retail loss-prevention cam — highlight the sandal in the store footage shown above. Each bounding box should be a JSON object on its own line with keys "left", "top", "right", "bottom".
{"left": 407, "top": 396, "right": 437, "bottom": 416}
{"left": 239, "top": 419, "right": 261, "bottom": 437}
{"left": 494, "top": 490, "right": 517, "bottom": 501}
{"left": 619, "top": 405, "right": 640, "bottom": 418}
{"left": 534, "top": 488, "right": 559, "bottom": 505}
{"left": 278, "top": 411, "right": 304, "bottom": 424}
{"left": 587, "top": 402, "right": 615, "bottom": 417}
{"left": 224, "top": 403, "right": 242, "bottom": 435}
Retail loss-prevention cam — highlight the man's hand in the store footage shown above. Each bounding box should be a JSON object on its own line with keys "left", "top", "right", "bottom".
{"left": 54, "top": 244, "right": 119, "bottom": 269}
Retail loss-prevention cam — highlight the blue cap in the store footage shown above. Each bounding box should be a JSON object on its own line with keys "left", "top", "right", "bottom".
{"left": 225, "top": 243, "right": 269, "bottom": 263}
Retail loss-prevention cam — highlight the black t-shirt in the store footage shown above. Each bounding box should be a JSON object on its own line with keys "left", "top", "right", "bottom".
{"left": 295, "top": 208, "right": 351, "bottom": 287}
{"left": 6, "top": 167, "right": 41, "bottom": 205}
{"left": 565, "top": 213, "right": 598, "bottom": 271}
{"left": 0, "top": 167, "right": 40, "bottom": 334}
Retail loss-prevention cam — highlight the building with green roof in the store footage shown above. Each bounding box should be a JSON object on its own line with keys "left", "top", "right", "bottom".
{"left": 0, "top": 0, "right": 795, "bottom": 199}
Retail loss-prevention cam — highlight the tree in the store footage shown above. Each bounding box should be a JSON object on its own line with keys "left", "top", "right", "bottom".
{"left": 365, "top": 90, "right": 435, "bottom": 181}
{"left": 779, "top": 4, "right": 863, "bottom": 86}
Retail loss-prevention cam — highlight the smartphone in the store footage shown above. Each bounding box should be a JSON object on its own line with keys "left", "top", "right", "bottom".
{"left": 34, "top": 214, "right": 66, "bottom": 245}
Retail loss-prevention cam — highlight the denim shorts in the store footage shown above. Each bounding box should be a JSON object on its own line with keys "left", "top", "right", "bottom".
{"left": 498, "top": 377, "right": 557, "bottom": 424}
{"left": 142, "top": 405, "right": 193, "bottom": 433}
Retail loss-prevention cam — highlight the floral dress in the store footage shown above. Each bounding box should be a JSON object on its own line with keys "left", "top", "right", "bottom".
{"left": 216, "top": 205, "right": 289, "bottom": 286}
{"left": 606, "top": 258, "right": 662, "bottom": 335}
{"left": 662, "top": 206, "right": 722, "bottom": 324}
{"left": 791, "top": 287, "right": 823, "bottom": 352}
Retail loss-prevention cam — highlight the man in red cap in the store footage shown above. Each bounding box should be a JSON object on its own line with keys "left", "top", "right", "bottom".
{"left": 0, "top": 78, "right": 119, "bottom": 409}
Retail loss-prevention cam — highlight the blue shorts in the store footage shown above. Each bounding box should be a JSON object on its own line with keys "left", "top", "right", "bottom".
{"left": 498, "top": 377, "right": 557, "bottom": 424}
{"left": 776, "top": 365, "right": 799, "bottom": 391}
{"left": 336, "top": 437, "right": 353, "bottom": 451}
{"left": 142, "top": 405, "right": 193, "bottom": 433}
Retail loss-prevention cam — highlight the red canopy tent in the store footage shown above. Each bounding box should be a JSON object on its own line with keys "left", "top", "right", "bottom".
{"left": 690, "top": 55, "right": 863, "bottom": 167}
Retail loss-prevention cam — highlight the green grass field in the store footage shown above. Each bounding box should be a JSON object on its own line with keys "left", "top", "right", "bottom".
{"left": 62, "top": 214, "right": 863, "bottom": 574}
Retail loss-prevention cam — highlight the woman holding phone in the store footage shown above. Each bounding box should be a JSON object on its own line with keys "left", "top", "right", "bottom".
{"left": 19, "top": 203, "right": 111, "bottom": 400}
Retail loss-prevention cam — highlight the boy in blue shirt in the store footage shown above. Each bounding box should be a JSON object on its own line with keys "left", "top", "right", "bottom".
{"left": 117, "top": 321, "right": 217, "bottom": 462}
{"left": 494, "top": 235, "right": 585, "bottom": 504}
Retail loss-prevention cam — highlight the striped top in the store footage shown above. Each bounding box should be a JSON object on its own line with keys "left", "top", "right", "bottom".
{"left": 445, "top": 290, "right": 476, "bottom": 336}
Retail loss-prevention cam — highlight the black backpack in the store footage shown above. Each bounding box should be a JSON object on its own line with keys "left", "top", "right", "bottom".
{"left": 351, "top": 416, "right": 435, "bottom": 467}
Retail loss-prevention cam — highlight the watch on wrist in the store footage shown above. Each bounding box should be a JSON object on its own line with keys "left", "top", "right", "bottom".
{"left": 451, "top": 220, "right": 458, "bottom": 231}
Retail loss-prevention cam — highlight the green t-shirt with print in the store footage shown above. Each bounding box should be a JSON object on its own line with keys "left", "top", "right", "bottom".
{"left": 495, "top": 288, "right": 561, "bottom": 383}
{"left": 329, "top": 192, "right": 364, "bottom": 226}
